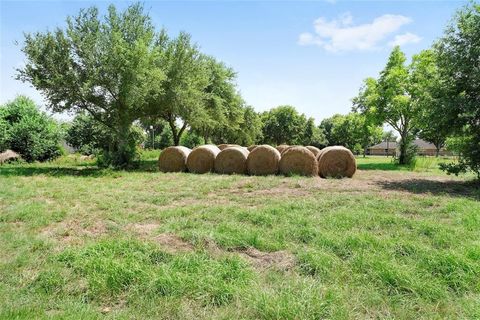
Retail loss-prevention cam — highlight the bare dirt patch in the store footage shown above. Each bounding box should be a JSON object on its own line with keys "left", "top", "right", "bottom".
{"left": 129, "top": 222, "right": 160, "bottom": 236}
{"left": 40, "top": 219, "right": 108, "bottom": 245}
{"left": 154, "top": 233, "right": 194, "bottom": 253}
{"left": 237, "top": 247, "right": 296, "bottom": 271}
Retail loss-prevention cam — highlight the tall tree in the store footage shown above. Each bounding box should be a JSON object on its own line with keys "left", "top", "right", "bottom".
{"left": 301, "top": 118, "right": 327, "bottom": 148}
{"left": 354, "top": 47, "right": 419, "bottom": 164}
{"left": 192, "top": 57, "right": 244, "bottom": 143}
{"left": 409, "top": 49, "right": 451, "bottom": 156}
{"left": 215, "top": 106, "right": 263, "bottom": 146}
{"left": 324, "top": 112, "right": 382, "bottom": 155}
{"left": 319, "top": 114, "right": 345, "bottom": 146}
{"left": 151, "top": 32, "right": 208, "bottom": 146}
{"left": 434, "top": 3, "right": 480, "bottom": 177}
{"left": 261, "top": 105, "right": 308, "bottom": 145}
{"left": 18, "top": 3, "right": 165, "bottom": 167}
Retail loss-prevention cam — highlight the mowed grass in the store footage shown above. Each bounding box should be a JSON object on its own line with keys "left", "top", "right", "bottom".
{"left": 0, "top": 152, "right": 479, "bottom": 319}
{"left": 356, "top": 155, "right": 456, "bottom": 173}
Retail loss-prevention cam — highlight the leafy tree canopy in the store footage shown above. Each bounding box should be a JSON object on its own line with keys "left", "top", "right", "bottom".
{"left": 0, "top": 96, "right": 62, "bottom": 162}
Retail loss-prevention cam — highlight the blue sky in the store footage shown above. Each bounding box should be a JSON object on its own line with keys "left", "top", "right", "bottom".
{"left": 0, "top": 0, "right": 467, "bottom": 122}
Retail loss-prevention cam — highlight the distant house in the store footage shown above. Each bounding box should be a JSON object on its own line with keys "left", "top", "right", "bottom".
{"left": 366, "top": 139, "right": 451, "bottom": 156}
{"left": 366, "top": 141, "right": 396, "bottom": 156}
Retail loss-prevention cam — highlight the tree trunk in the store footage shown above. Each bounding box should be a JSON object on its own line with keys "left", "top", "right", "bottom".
{"left": 168, "top": 118, "right": 180, "bottom": 146}
{"left": 398, "top": 134, "right": 408, "bottom": 165}
{"left": 112, "top": 122, "right": 133, "bottom": 168}
{"left": 178, "top": 122, "right": 187, "bottom": 146}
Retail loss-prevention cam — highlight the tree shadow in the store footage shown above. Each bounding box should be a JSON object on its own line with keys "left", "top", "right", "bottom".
{"left": 357, "top": 162, "right": 406, "bottom": 171}
{"left": 0, "top": 166, "right": 106, "bottom": 177}
{"left": 376, "top": 178, "right": 480, "bottom": 201}
{"left": 0, "top": 160, "right": 160, "bottom": 177}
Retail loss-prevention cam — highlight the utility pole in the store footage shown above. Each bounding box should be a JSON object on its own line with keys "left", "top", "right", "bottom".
{"left": 149, "top": 125, "right": 155, "bottom": 149}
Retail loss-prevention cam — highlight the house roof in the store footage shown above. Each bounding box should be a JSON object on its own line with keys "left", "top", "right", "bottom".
{"left": 368, "top": 139, "right": 436, "bottom": 150}
{"left": 368, "top": 141, "right": 397, "bottom": 149}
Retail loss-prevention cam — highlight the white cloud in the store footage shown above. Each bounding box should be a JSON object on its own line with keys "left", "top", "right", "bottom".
{"left": 388, "top": 32, "right": 422, "bottom": 47}
{"left": 298, "top": 12, "right": 417, "bottom": 52}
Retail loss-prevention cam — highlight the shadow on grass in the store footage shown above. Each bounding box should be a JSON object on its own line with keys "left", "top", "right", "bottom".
{"left": 0, "top": 159, "right": 159, "bottom": 177}
{"left": 0, "top": 166, "right": 105, "bottom": 177}
{"left": 357, "top": 162, "right": 406, "bottom": 171}
{"left": 376, "top": 178, "right": 480, "bottom": 200}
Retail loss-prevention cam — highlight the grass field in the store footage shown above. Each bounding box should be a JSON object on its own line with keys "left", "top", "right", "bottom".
{"left": 1, "top": 152, "right": 479, "bottom": 319}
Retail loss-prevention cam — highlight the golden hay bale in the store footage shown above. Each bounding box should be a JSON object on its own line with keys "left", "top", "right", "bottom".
{"left": 275, "top": 144, "right": 289, "bottom": 154}
{"left": 158, "top": 146, "right": 191, "bottom": 172}
{"left": 280, "top": 145, "right": 304, "bottom": 155}
{"left": 218, "top": 144, "right": 241, "bottom": 151}
{"left": 317, "top": 146, "right": 356, "bottom": 178}
{"left": 0, "top": 149, "right": 20, "bottom": 164}
{"left": 247, "top": 145, "right": 258, "bottom": 152}
{"left": 186, "top": 144, "right": 220, "bottom": 174}
{"left": 305, "top": 146, "right": 321, "bottom": 157}
{"left": 214, "top": 146, "right": 250, "bottom": 174}
{"left": 279, "top": 146, "right": 318, "bottom": 176}
{"left": 247, "top": 144, "right": 281, "bottom": 175}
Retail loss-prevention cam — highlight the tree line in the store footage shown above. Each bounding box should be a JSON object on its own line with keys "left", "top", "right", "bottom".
{"left": 2, "top": 2, "right": 479, "bottom": 177}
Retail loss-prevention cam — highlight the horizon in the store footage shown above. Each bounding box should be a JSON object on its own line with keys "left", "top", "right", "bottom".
{"left": 0, "top": 0, "right": 468, "bottom": 123}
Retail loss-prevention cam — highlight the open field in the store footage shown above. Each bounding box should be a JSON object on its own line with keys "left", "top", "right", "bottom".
{"left": 0, "top": 153, "right": 479, "bottom": 319}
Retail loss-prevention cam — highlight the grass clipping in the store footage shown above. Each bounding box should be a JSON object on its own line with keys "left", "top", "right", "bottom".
{"left": 279, "top": 146, "right": 318, "bottom": 176}
{"left": 186, "top": 144, "right": 221, "bottom": 174}
{"left": 158, "top": 146, "right": 191, "bottom": 173}
{"left": 318, "top": 146, "right": 356, "bottom": 178}
{"left": 215, "top": 146, "right": 250, "bottom": 174}
{"left": 247, "top": 145, "right": 281, "bottom": 175}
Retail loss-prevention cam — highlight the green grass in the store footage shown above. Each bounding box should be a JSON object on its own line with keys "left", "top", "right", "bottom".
{"left": 0, "top": 152, "right": 479, "bottom": 319}
{"left": 356, "top": 155, "right": 457, "bottom": 174}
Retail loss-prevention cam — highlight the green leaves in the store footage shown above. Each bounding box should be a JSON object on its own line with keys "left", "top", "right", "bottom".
{"left": 0, "top": 96, "right": 62, "bottom": 162}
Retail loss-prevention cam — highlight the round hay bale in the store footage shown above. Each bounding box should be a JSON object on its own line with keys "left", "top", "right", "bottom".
{"left": 0, "top": 149, "right": 20, "bottom": 164}
{"left": 279, "top": 146, "right": 318, "bottom": 176}
{"left": 186, "top": 144, "right": 220, "bottom": 174}
{"left": 214, "top": 146, "right": 250, "bottom": 174}
{"left": 218, "top": 144, "right": 241, "bottom": 151}
{"left": 247, "top": 145, "right": 281, "bottom": 176}
{"left": 158, "top": 146, "right": 191, "bottom": 172}
{"left": 275, "top": 144, "right": 289, "bottom": 154}
{"left": 318, "top": 146, "right": 356, "bottom": 178}
{"left": 247, "top": 145, "right": 258, "bottom": 152}
{"left": 305, "top": 146, "right": 321, "bottom": 158}
{"left": 280, "top": 145, "right": 304, "bottom": 155}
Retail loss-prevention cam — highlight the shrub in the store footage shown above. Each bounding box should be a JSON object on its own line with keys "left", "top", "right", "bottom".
{"left": 440, "top": 134, "right": 480, "bottom": 179}
{"left": 0, "top": 96, "right": 62, "bottom": 162}
{"left": 180, "top": 130, "right": 204, "bottom": 149}
{"left": 66, "top": 113, "right": 114, "bottom": 155}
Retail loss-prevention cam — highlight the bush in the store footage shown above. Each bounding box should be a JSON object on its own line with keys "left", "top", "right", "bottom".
{"left": 96, "top": 125, "right": 145, "bottom": 168}
{"left": 440, "top": 134, "right": 480, "bottom": 179}
{"left": 0, "top": 117, "right": 9, "bottom": 152}
{"left": 66, "top": 113, "right": 114, "bottom": 155}
{"left": 180, "top": 130, "right": 203, "bottom": 149}
{"left": 0, "top": 96, "right": 62, "bottom": 162}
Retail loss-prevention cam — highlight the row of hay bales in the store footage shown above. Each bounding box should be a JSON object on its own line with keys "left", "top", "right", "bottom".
{"left": 158, "top": 144, "right": 356, "bottom": 178}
